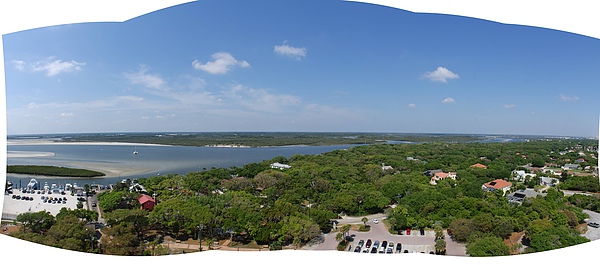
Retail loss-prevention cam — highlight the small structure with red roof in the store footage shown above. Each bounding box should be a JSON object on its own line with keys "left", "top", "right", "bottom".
{"left": 470, "top": 163, "right": 488, "bottom": 169}
{"left": 138, "top": 194, "right": 155, "bottom": 211}
{"left": 482, "top": 179, "right": 512, "bottom": 195}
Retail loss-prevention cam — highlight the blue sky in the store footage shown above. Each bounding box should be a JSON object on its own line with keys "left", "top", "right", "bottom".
{"left": 3, "top": 0, "right": 599, "bottom": 137}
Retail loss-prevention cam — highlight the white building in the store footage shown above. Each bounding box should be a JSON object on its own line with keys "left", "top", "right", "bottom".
{"left": 270, "top": 162, "right": 291, "bottom": 170}
{"left": 512, "top": 170, "right": 536, "bottom": 181}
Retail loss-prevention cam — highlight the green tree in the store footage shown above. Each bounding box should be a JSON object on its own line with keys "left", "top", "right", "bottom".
{"left": 466, "top": 236, "right": 510, "bottom": 257}
{"left": 16, "top": 211, "right": 55, "bottom": 233}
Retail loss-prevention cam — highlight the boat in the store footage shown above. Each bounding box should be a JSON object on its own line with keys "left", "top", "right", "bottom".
{"left": 133, "top": 147, "right": 138, "bottom": 155}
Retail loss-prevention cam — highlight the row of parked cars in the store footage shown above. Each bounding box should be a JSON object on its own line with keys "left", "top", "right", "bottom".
{"left": 11, "top": 194, "right": 34, "bottom": 201}
{"left": 352, "top": 238, "right": 404, "bottom": 254}
{"left": 41, "top": 195, "right": 68, "bottom": 204}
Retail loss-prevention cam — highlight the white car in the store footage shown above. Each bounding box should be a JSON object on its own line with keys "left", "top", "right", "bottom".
{"left": 373, "top": 218, "right": 379, "bottom": 224}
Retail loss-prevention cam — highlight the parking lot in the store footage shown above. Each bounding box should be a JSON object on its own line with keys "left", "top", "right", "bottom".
{"left": 304, "top": 216, "right": 466, "bottom": 256}
{"left": 583, "top": 210, "right": 600, "bottom": 241}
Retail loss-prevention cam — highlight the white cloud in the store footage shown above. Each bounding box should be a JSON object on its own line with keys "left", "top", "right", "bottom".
{"left": 60, "top": 112, "right": 74, "bottom": 117}
{"left": 123, "top": 66, "right": 166, "bottom": 90}
{"left": 31, "top": 56, "right": 85, "bottom": 76}
{"left": 559, "top": 94, "right": 579, "bottom": 101}
{"left": 223, "top": 84, "right": 301, "bottom": 113}
{"left": 422, "top": 67, "right": 459, "bottom": 83}
{"left": 408, "top": 103, "right": 416, "bottom": 108}
{"left": 504, "top": 104, "right": 516, "bottom": 108}
{"left": 11, "top": 60, "right": 26, "bottom": 70}
{"left": 274, "top": 42, "right": 307, "bottom": 60}
{"left": 441, "top": 97, "right": 455, "bottom": 104}
{"left": 192, "top": 52, "right": 250, "bottom": 74}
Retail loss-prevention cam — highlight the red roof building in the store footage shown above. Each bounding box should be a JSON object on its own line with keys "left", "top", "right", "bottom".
{"left": 482, "top": 179, "right": 512, "bottom": 195}
{"left": 138, "top": 194, "right": 155, "bottom": 211}
{"left": 470, "top": 163, "right": 488, "bottom": 169}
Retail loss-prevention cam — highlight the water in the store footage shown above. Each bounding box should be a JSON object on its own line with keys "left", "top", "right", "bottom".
{"left": 6, "top": 143, "right": 354, "bottom": 187}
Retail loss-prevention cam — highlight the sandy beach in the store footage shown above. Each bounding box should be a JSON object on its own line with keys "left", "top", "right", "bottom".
{"left": 8, "top": 139, "right": 169, "bottom": 147}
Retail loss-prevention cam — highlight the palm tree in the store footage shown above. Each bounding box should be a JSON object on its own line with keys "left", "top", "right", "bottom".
{"left": 434, "top": 225, "right": 444, "bottom": 240}
{"left": 340, "top": 224, "right": 351, "bottom": 239}
{"left": 361, "top": 217, "right": 368, "bottom": 226}
{"left": 435, "top": 238, "right": 446, "bottom": 255}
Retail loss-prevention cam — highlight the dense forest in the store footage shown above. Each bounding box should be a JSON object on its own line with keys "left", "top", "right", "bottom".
{"left": 10, "top": 138, "right": 600, "bottom": 256}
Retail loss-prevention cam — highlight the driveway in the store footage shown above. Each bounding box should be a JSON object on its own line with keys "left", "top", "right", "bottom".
{"left": 303, "top": 215, "right": 466, "bottom": 256}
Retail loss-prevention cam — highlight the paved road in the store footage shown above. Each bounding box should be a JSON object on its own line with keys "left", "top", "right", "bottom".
{"left": 303, "top": 215, "right": 466, "bottom": 256}
{"left": 583, "top": 210, "right": 600, "bottom": 241}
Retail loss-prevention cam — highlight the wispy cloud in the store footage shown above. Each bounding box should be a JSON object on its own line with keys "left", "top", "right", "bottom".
{"left": 408, "top": 103, "right": 416, "bottom": 108}
{"left": 504, "top": 104, "right": 516, "bottom": 108}
{"left": 11, "top": 60, "right": 26, "bottom": 71}
{"left": 222, "top": 84, "right": 301, "bottom": 113}
{"left": 422, "top": 67, "right": 459, "bottom": 83}
{"left": 123, "top": 65, "right": 166, "bottom": 90}
{"left": 31, "top": 56, "right": 85, "bottom": 76}
{"left": 274, "top": 41, "right": 307, "bottom": 60}
{"left": 559, "top": 94, "right": 579, "bottom": 101}
{"left": 441, "top": 97, "right": 455, "bottom": 104}
{"left": 192, "top": 52, "right": 250, "bottom": 74}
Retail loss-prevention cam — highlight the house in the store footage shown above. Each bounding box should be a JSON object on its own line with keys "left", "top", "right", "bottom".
{"left": 507, "top": 189, "right": 545, "bottom": 205}
{"left": 512, "top": 170, "right": 536, "bottom": 182}
{"left": 138, "top": 194, "right": 155, "bottom": 211}
{"left": 430, "top": 171, "right": 457, "bottom": 185}
{"left": 470, "top": 163, "right": 487, "bottom": 169}
{"left": 540, "top": 177, "right": 559, "bottom": 186}
{"left": 270, "top": 162, "right": 291, "bottom": 170}
{"left": 575, "top": 158, "right": 586, "bottom": 164}
{"left": 562, "top": 164, "right": 579, "bottom": 170}
{"left": 423, "top": 169, "right": 443, "bottom": 177}
{"left": 482, "top": 179, "right": 512, "bottom": 195}
{"left": 381, "top": 163, "right": 394, "bottom": 171}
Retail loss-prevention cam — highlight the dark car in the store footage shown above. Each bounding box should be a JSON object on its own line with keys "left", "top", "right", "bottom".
{"left": 370, "top": 247, "right": 377, "bottom": 253}
{"left": 357, "top": 239, "right": 365, "bottom": 247}
{"left": 396, "top": 243, "right": 402, "bottom": 252}
{"left": 588, "top": 222, "right": 600, "bottom": 228}
{"left": 354, "top": 246, "right": 361, "bottom": 253}
{"left": 420, "top": 228, "right": 425, "bottom": 236}
{"left": 365, "top": 239, "right": 372, "bottom": 248}
{"left": 381, "top": 240, "right": 388, "bottom": 249}
{"left": 373, "top": 240, "right": 380, "bottom": 249}
{"left": 387, "top": 247, "right": 393, "bottom": 254}
{"left": 91, "top": 202, "right": 97, "bottom": 207}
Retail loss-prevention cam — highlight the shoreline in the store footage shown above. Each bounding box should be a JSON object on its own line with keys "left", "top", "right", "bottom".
{"left": 7, "top": 139, "right": 171, "bottom": 146}
{"left": 7, "top": 160, "right": 161, "bottom": 179}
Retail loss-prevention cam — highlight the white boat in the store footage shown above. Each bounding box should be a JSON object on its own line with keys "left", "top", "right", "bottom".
{"left": 133, "top": 147, "right": 138, "bottom": 155}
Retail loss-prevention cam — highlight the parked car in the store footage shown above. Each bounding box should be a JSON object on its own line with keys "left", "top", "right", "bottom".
{"left": 365, "top": 239, "right": 372, "bottom": 248}
{"left": 354, "top": 246, "right": 361, "bottom": 253}
{"left": 378, "top": 247, "right": 385, "bottom": 253}
{"left": 373, "top": 240, "right": 380, "bottom": 249}
{"left": 588, "top": 222, "right": 600, "bottom": 228}
{"left": 381, "top": 240, "right": 388, "bottom": 248}
{"left": 387, "top": 247, "right": 393, "bottom": 254}
{"left": 396, "top": 243, "right": 402, "bottom": 252}
{"left": 370, "top": 247, "right": 377, "bottom": 253}
{"left": 357, "top": 239, "right": 365, "bottom": 247}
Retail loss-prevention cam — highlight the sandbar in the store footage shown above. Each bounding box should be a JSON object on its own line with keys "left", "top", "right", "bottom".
{"left": 7, "top": 139, "right": 170, "bottom": 146}
{"left": 7, "top": 160, "right": 161, "bottom": 179}
{"left": 7, "top": 151, "right": 55, "bottom": 158}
